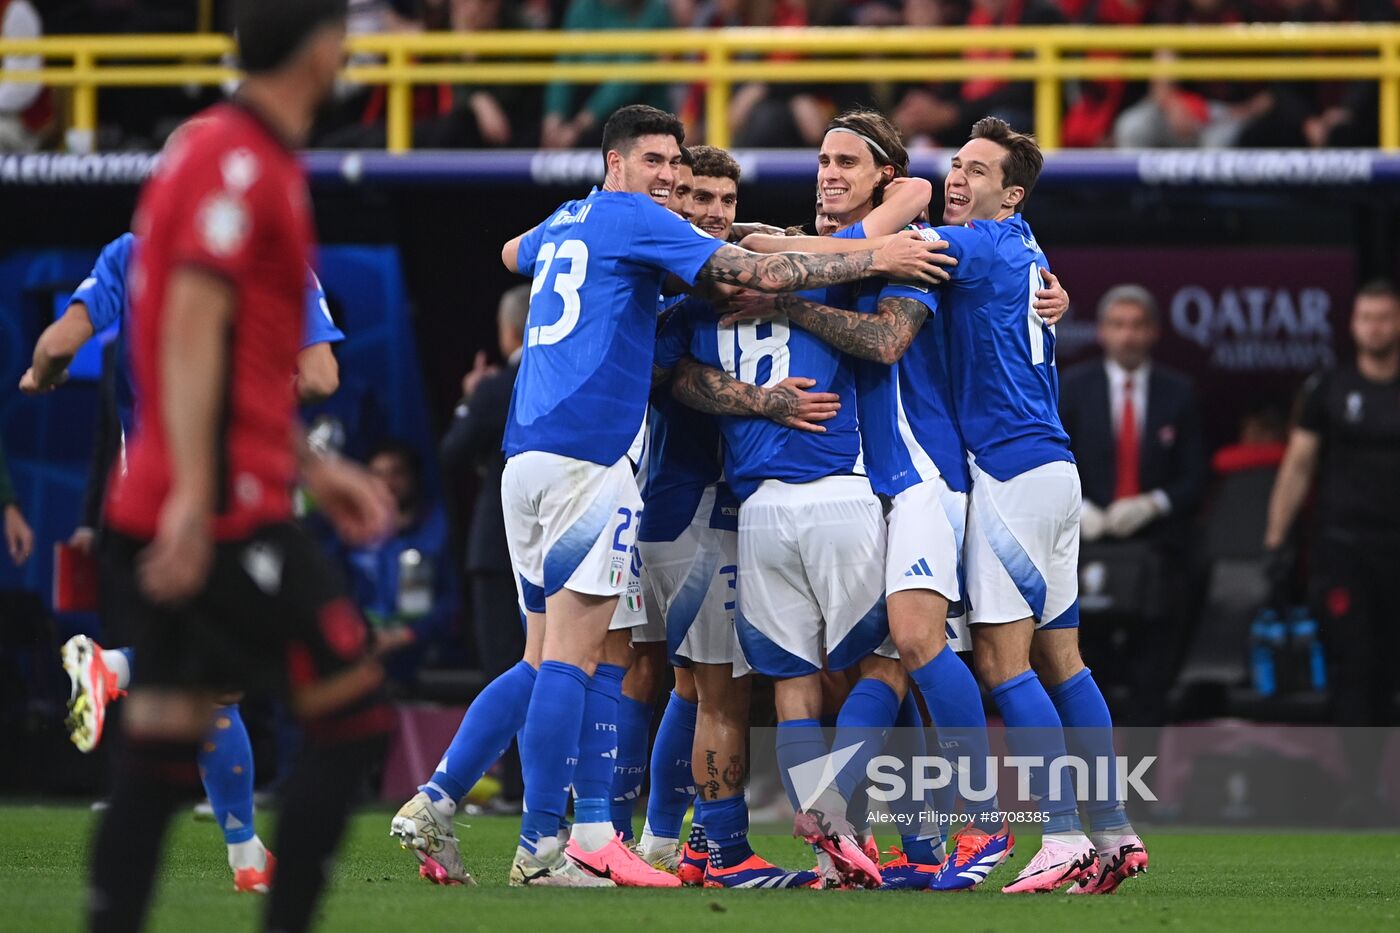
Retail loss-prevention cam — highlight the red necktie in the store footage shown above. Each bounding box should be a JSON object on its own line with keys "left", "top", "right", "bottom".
{"left": 1115, "top": 376, "right": 1141, "bottom": 500}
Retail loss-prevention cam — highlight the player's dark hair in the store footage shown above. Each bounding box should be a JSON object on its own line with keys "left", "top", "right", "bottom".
{"left": 600, "top": 105, "right": 685, "bottom": 161}
{"left": 235, "top": 0, "right": 348, "bottom": 75}
{"left": 1356, "top": 278, "right": 1400, "bottom": 304}
{"left": 678, "top": 145, "right": 695, "bottom": 168}
{"left": 689, "top": 145, "right": 741, "bottom": 184}
{"left": 827, "top": 110, "right": 909, "bottom": 206}
{"left": 968, "top": 116, "right": 1043, "bottom": 210}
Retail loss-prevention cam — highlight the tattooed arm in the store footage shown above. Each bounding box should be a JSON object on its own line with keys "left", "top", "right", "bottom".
{"left": 670, "top": 356, "right": 841, "bottom": 432}
{"left": 695, "top": 237, "right": 947, "bottom": 292}
{"left": 722, "top": 293, "right": 929, "bottom": 366}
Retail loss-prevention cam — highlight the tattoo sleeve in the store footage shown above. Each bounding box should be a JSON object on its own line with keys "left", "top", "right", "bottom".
{"left": 696, "top": 242, "right": 875, "bottom": 293}
{"left": 773, "top": 294, "right": 928, "bottom": 366}
{"left": 670, "top": 356, "right": 805, "bottom": 427}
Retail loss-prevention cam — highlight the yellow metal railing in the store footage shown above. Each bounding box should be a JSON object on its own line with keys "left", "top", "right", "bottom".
{"left": 2, "top": 25, "right": 1399, "bottom": 153}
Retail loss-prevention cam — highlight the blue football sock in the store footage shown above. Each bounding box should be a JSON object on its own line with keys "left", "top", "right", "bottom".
{"left": 422, "top": 660, "right": 536, "bottom": 807}
{"left": 695, "top": 794, "right": 753, "bottom": 869}
{"left": 572, "top": 663, "right": 624, "bottom": 829}
{"left": 909, "top": 646, "right": 998, "bottom": 825}
{"left": 519, "top": 660, "right": 590, "bottom": 851}
{"left": 611, "top": 694, "right": 654, "bottom": 838}
{"left": 775, "top": 718, "right": 827, "bottom": 812}
{"left": 642, "top": 691, "right": 697, "bottom": 841}
{"left": 199, "top": 704, "right": 255, "bottom": 845}
{"left": 893, "top": 691, "right": 944, "bottom": 862}
{"left": 990, "top": 670, "right": 1080, "bottom": 834}
{"left": 1047, "top": 667, "right": 1130, "bottom": 833}
{"left": 833, "top": 679, "right": 901, "bottom": 820}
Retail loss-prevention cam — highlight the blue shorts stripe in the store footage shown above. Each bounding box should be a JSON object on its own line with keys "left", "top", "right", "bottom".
{"left": 736, "top": 609, "right": 818, "bottom": 679}
{"left": 541, "top": 491, "right": 618, "bottom": 597}
{"left": 978, "top": 500, "right": 1048, "bottom": 621}
{"left": 666, "top": 546, "right": 720, "bottom": 665}
{"left": 1042, "top": 598, "right": 1080, "bottom": 630}
{"left": 519, "top": 575, "right": 546, "bottom": 614}
{"left": 826, "top": 597, "right": 890, "bottom": 672}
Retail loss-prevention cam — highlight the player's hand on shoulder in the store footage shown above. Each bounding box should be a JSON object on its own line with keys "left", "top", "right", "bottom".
{"left": 872, "top": 230, "right": 956, "bottom": 284}
{"left": 304, "top": 456, "right": 395, "bottom": 548}
{"left": 1033, "top": 267, "right": 1069, "bottom": 325}
{"left": 717, "top": 289, "right": 779, "bottom": 327}
{"left": 761, "top": 376, "right": 841, "bottom": 433}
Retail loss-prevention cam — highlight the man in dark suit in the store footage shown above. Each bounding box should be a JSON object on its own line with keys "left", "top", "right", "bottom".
{"left": 441, "top": 284, "right": 529, "bottom": 799}
{"left": 1060, "top": 284, "right": 1207, "bottom": 546}
{"left": 1059, "top": 283, "right": 1207, "bottom": 723}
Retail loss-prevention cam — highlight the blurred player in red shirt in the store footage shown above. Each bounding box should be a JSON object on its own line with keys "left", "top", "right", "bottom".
{"left": 88, "top": 4, "right": 396, "bottom": 932}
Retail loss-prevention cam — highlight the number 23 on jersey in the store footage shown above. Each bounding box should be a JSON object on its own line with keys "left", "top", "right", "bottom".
{"left": 528, "top": 240, "right": 589, "bottom": 347}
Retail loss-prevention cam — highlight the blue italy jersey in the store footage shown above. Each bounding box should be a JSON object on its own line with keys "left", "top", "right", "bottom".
{"left": 641, "top": 304, "right": 736, "bottom": 542}
{"left": 69, "top": 233, "right": 346, "bottom": 436}
{"left": 843, "top": 222, "right": 969, "bottom": 497}
{"left": 931, "top": 215, "right": 1072, "bottom": 480}
{"left": 505, "top": 189, "right": 725, "bottom": 465}
{"left": 658, "top": 291, "right": 864, "bottom": 502}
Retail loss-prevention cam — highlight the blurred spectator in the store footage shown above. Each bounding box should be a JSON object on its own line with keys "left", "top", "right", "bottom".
{"left": 1113, "top": 0, "right": 1275, "bottom": 148}
{"left": 0, "top": 0, "right": 51, "bottom": 152}
{"left": 440, "top": 285, "right": 529, "bottom": 800}
{"left": 441, "top": 286, "right": 528, "bottom": 686}
{"left": 319, "top": 0, "right": 546, "bottom": 148}
{"left": 417, "top": 0, "right": 543, "bottom": 147}
{"left": 1061, "top": 284, "right": 1207, "bottom": 544}
{"left": 716, "top": 0, "right": 863, "bottom": 148}
{"left": 317, "top": 0, "right": 431, "bottom": 147}
{"left": 541, "top": 0, "right": 674, "bottom": 150}
{"left": 1211, "top": 406, "right": 1288, "bottom": 475}
{"left": 1059, "top": 284, "right": 1207, "bottom": 723}
{"left": 0, "top": 432, "right": 34, "bottom": 566}
{"left": 1059, "top": 0, "right": 1150, "bottom": 148}
{"left": 1264, "top": 281, "right": 1400, "bottom": 723}
{"left": 337, "top": 440, "right": 459, "bottom": 684}
{"left": 892, "top": 0, "right": 1064, "bottom": 146}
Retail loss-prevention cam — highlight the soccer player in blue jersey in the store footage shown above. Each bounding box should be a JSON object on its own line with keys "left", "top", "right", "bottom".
{"left": 725, "top": 111, "right": 1069, "bottom": 891}
{"left": 653, "top": 125, "right": 967, "bottom": 889}
{"left": 441, "top": 104, "right": 948, "bottom": 889}
{"left": 20, "top": 230, "right": 345, "bottom": 894}
{"left": 732, "top": 117, "right": 1144, "bottom": 894}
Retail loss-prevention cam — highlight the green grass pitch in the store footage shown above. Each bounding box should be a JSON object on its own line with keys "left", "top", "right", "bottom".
{"left": 3, "top": 805, "right": 1398, "bottom": 931}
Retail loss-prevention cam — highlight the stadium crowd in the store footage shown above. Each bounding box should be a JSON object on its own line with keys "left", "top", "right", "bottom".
{"left": 5, "top": 0, "right": 1400, "bottom": 151}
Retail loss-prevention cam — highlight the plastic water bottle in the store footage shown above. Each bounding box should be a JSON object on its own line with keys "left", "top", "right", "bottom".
{"left": 1250, "top": 608, "right": 1280, "bottom": 696}
{"left": 1287, "top": 608, "right": 1327, "bottom": 692}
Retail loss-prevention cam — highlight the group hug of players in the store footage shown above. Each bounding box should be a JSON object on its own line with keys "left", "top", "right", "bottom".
{"left": 37, "top": 8, "right": 1151, "bottom": 925}
{"left": 387, "top": 102, "right": 1150, "bottom": 894}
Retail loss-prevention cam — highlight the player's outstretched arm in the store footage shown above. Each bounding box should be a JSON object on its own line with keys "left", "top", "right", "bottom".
{"left": 695, "top": 235, "right": 949, "bottom": 292}
{"left": 19, "top": 304, "right": 96, "bottom": 393}
{"left": 670, "top": 356, "right": 840, "bottom": 433}
{"left": 721, "top": 293, "right": 928, "bottom": 366}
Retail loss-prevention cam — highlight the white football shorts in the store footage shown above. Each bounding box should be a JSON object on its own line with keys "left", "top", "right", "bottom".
{"left": 736, "top": 475, "right": 893, "bottom": 678}
{"left": 964, "top": 459, "right": 1081, "bottom": 630}
{"left": 502, "top": 450, "right": 644, "bottom": 630}
{"left": 637, "top": 485, "right": 744, "bottom": 671}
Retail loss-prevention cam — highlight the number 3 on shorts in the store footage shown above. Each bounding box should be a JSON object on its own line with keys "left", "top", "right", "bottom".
{"left": 528, "top": 240, "right": 589, "bottom": 347}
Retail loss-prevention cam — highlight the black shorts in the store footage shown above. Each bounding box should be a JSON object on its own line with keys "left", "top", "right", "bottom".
{"left": 104, "top": 522, "right": 386, "bottom": 728}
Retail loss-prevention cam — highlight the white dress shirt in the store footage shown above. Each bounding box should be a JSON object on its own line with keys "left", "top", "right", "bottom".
{"left": 1104, "top": 359, "right": 1171, "bottom": 514}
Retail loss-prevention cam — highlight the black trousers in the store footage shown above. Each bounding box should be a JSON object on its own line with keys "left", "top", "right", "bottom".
{"left": 1311, "top": 525, "right": 1400, "bottom": 727}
